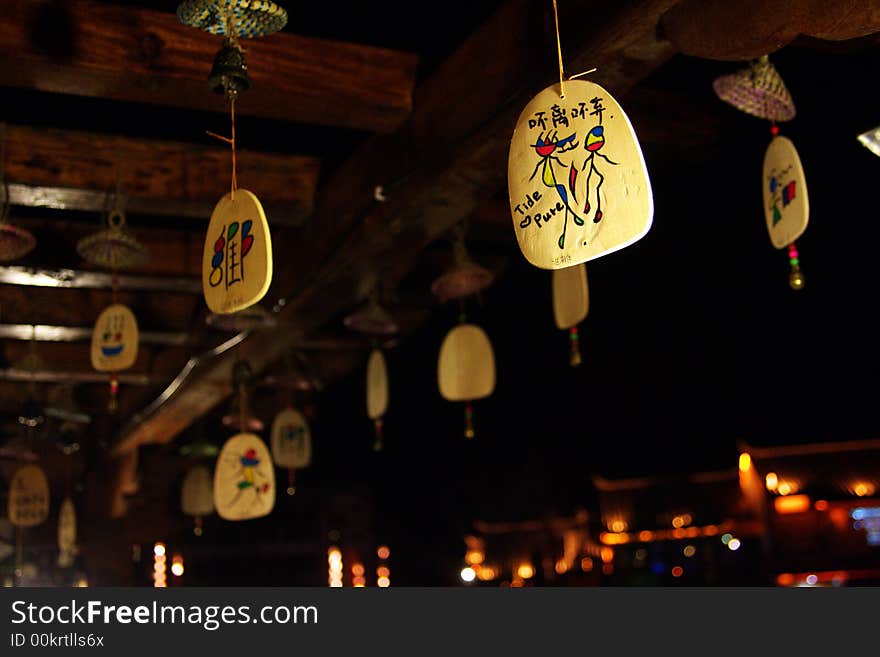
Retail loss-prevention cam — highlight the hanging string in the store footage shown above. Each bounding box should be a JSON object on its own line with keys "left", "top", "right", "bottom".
{"left": 552, "top": 0, "right": 565, "bottom": 98}
{"left": 206, "top": 97, "right": 238, "bottom": 199}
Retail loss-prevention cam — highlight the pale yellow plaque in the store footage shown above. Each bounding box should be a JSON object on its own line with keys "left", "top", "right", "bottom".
{"left": 552, "top": 263, "right": 589, "bottom": 330}
{"left": 90, "top": 304, "right": 139, "bottom": 372}
{"left": 57, "top": 497, "right": 77, "bottom": 567}
{"left": 762, "top": 136, "right": 809, "bottom": 249}
{"left": 366, "top": 348, "right": 389, "bottom": 420}
{"left": 8, "top": 464, "right": 49, "bottom": 528}
{"left": 438, "top": 324, "right": 496, "bottom": 401}
{"left": 508, "top": 80, "right": 653, "bottom": 269}
{"left": 203, "top": 189, "right": 273, "bottom": 314}
{"left": 270, "top": 408, "right": 312, "bottom": 469}
{"left": 181, "top": 465, "right": 215, "bottom": 518}
{"left": 213, "top": 432, "right": 275, "bottom": 521}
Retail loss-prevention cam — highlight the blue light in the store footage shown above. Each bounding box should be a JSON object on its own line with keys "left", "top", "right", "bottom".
{"left": 851, "top": 507, "right": 880, "bottom": 521}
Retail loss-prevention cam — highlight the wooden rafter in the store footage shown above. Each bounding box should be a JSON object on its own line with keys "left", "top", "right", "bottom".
{"left": 0, "top": 0, "right": 419, "bottom": 133}
{"left": 2, "top": 123, "right": 320, "bottom": 225}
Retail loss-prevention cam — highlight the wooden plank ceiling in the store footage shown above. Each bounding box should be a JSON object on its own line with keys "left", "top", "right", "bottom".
{"left": 1, "top": 0, "right": 878, "bottom": 528}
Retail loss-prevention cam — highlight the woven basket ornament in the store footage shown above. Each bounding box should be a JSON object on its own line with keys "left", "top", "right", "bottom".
{"left": 0, "top": 223, "right": 36, "bottom": 262}
{"left": 77, "top": 210, "right": 149, "bottom": 270}
{"left": 712, "top": 55, "right": 796, "bottom": 122}
{"left": 177, "top": 0, "right": 288, "bottom": 37}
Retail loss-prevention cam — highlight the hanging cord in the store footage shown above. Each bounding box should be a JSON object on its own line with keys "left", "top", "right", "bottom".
{"left": 206, "top": 97, "right": 238, "bottom": 199}
{"left": 552, "top": 0, "right": 565, "bottom": 98}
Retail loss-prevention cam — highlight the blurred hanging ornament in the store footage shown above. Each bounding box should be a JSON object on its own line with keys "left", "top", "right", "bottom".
{"left": 0, "top": 221, "right": 36, "bottom": 263}
{"left": 90, "top": 304, "right": 139, "bottom": 412}
{"left": 713, "top": 55, "right": 796, "bottom": 123}
{"left": 221, "top": 358, "right": 264, "bottom": 431}
{"left": 270, "top": 407, "right": 311, "bottom": 495}
{"left": 343, "top": 288, "right": 399, "bottom": 336}
{"left": 438, "top": 320, "right": 496, "bottom": 439}
{"left": 344, "top": 283, "right": 396, "bottom": 450}
{"left": 178, "top": 2, "right": 281, "bottom": 315}
{"left": 552, "top": 263, "right": 589, "bottom": 367}
{"left": 8, "top": 464, "right": 49, "bottom": 528}
{"left": 213, "top": 432, "right": 275, "bottom": 521}
{"left": 431, "top": 223, "right": 493, "bottom": 303}
{"left": 76, "top": 209, "right": 149, "bottom": 271}
{"left": 366, "top": 348, "right": 389, "bottom": 451}
{"left": 57, "top": 497, "right": 77, "bottom": 568}
{"left": 181, "top": 465, "right": 215, "bottom": 535}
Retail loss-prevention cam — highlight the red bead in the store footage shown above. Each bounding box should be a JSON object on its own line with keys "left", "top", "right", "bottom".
{"left": 771, "top": 125, "right": 779, "bottom": 135}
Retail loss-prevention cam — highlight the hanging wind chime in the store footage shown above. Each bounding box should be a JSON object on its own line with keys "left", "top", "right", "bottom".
{"left": 177, "top": 0, "right": 284, "bottom": 315}
{"left": 57, "top": 497, "right": 77, "bottom": 568}
{"left": 270, "top": 406, "right": 312, "bottom": 495}
{"left": 437, "top": 322, "right": 496, "bottom": 439}
{"left": 713, "top": 55, "right": 807, "bottom": 291}
{"left": 78, "top": 191, "right": 147, "bottom": 412}
{"left": 552, "top": 263, "right": 589, "bottom": 366}
{"left": 181, "top": 464, "right": 215, "bottom": 536}
{"left": 213, "top": 358, "right": 275, "bottom": 521}
{"left": 344, "top": 284, "right": 397, "bottom": 451}
{"left": 507, "top": 0, "right": 653, "bottom": 271}
{"left": 432, "top": 224, "right": 496, "bottom": 439}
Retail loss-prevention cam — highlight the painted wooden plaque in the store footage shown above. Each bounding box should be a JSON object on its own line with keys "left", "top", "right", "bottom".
{"left": 762, "top": 136, "right": 809, "bottom": 249}
{"left": 181, "top": 465, "right": 215, "bottom": 518}
{"left": 203, "top": 189, "right": 273, "bottom": 314}
{"left": 270, "top": 408, "right": 312, "bottom": 469}
{"left": 213, "top": 432, "right": 275, "bottom": 521}
{"left": 90, "top": 304, "right": 139, "bottom": 372}
{"left": 57, "top": 497, "right": 77, "bottom": 567}
{"left": 438, "top": 324, "right": 496, "bottom": 402}
{"left": 508, "top": 80, "right": 653, "bottom": 269}
{"left": 552, "top": 263, "right": 589, "bottom": 330}
{"left": 7, "top": 464, "right": 49, "bottom": 528}
{"left": 366, "top": 348, "right": 389, "bottom": 421}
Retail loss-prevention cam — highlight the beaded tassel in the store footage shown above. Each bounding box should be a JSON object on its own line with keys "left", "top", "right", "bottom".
{"left": 787, "top": 242, "right": 804, "bottom": 290}
{"left": 464, "top": 401, "right": 475, "bottom": 439}
{"left": 569, "top": 326, "right": 582, "bottom": 367}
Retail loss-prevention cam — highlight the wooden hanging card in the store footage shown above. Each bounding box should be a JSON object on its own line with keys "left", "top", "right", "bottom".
{"left": 213, "top": 432, "right": 275, "bottom": 521}
{"left": 90, "top": 304, "right": 139, "bottom": 372}
{"left": 203, "top": 189, "right": 273, "bottom": 314}
{"left": 182, "top": 465, "right": 215, "bottom": 518}
{"left": 552, "top": 263, "right": 589, "bottom": 330}
{"left": 270, "top": 408, "right": 312, "bottom": 470}
{"left": 508, "top": 79, "right": 653, "bottom": 269}
{"left": 438, "top": 324, "right": 496, "bottom": 402}
{"left": 762, "top": 135, "right": 809, "bottom": 249}
{"left": 366, "top": 348, "right": 389, "bottom": 421}
{"left": 8, "top": 464, "right": 50, "bottom": 528}
{"left": 57, "top": 497, "right": 77, "bottom": 567}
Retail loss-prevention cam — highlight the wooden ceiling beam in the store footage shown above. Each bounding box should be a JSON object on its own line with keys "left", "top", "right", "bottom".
{"left": 109, "top": 0, "right": 683, "bottom": 471}
{"left": 660, "top": 0, "right": 880, "bottom": 61}
{"left": 2, "top": 123, "right": 319, "bottom": 225}
{"left": 0, "top": 0, "right": 418, "bottom": 133}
